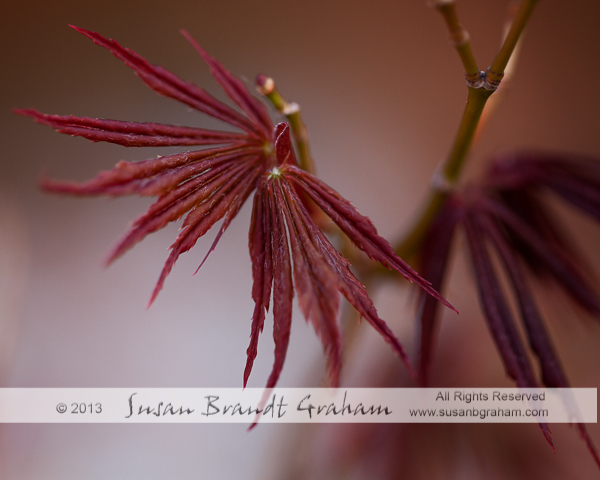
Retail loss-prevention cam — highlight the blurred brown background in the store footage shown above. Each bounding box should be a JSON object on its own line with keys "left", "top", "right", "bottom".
{"left": 1, "top": 0, "right": 600, "bottom": 478}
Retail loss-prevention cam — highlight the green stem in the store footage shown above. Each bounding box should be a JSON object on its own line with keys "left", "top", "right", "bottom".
{"left": 395, "top": 86, "right": 492, "bottom": 260}
{"left": 488, "top": 0, "right": 538, "bottom": 86}
{"left": 256, "top": 75, "right": 315, "bottom": 174}
{"left": 443, "top": 87, "right": 493, "bottom": 182}
{"left": 393, "top": 0, "right": 539, "bottom": 262}
{"left": 433, "top": 0, "right": 479, "bottom": 80}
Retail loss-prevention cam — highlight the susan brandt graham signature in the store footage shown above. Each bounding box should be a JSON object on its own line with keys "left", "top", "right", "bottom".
{"left": 124, "top": 392, "right": 393, "bottom": 419}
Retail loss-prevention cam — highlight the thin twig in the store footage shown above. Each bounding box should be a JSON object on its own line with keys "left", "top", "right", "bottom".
{"left": 487, "top": 0, "right": 538, "bottom": 88}
{"left": 256, "top": 74, "right": 315, "bottom": 174}
{"left": 475, "top": 0, "right": 523, "bottom": 141}
{"left": 432, "top": 0, "right": 480, "bottom": 83}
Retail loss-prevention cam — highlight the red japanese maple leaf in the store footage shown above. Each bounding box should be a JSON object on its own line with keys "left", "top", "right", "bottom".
{"left": 16, "top": 26, "right": 454, "bottom": 389}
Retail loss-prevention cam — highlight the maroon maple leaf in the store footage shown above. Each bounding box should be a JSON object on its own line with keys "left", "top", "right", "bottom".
{"left": 16, "top": 26, "right": 454, "bottom": 389}
{"left": 413, "top": 152, "right": 600, "bottom": 466}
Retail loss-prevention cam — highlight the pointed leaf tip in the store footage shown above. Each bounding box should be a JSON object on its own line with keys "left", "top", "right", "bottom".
{"left": 179, "top": 29, "right": 273, "bottom": 137}
{"left": 247, "top": 422, "right": 258, "bottom": 432}
{"left": 13, "top": 108, "right": 33, "bottom": 117}
{"left": 69, "top": 26, "right": 260, "bottom": 135}
{"left": 69, "top": 25, "right": 93, "bottom": 37}
{"left": 146, "top": 296, "right": 155, "bottom": 310}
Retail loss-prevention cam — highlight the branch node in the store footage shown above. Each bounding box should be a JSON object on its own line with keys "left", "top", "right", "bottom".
{"left": 282, "top": 102, "right": 300, "bottom": 116}
{"left": 431, "top": 162, "right": 457, "bottom": 194}
{"left": 484, "top": 68, "right": 504, "bottom": 91}
{"left": 452, "top": 29, "right": 470, "bottom": 47}
{"left": 466, "top": 71, "right": 486, "bottom": 89}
